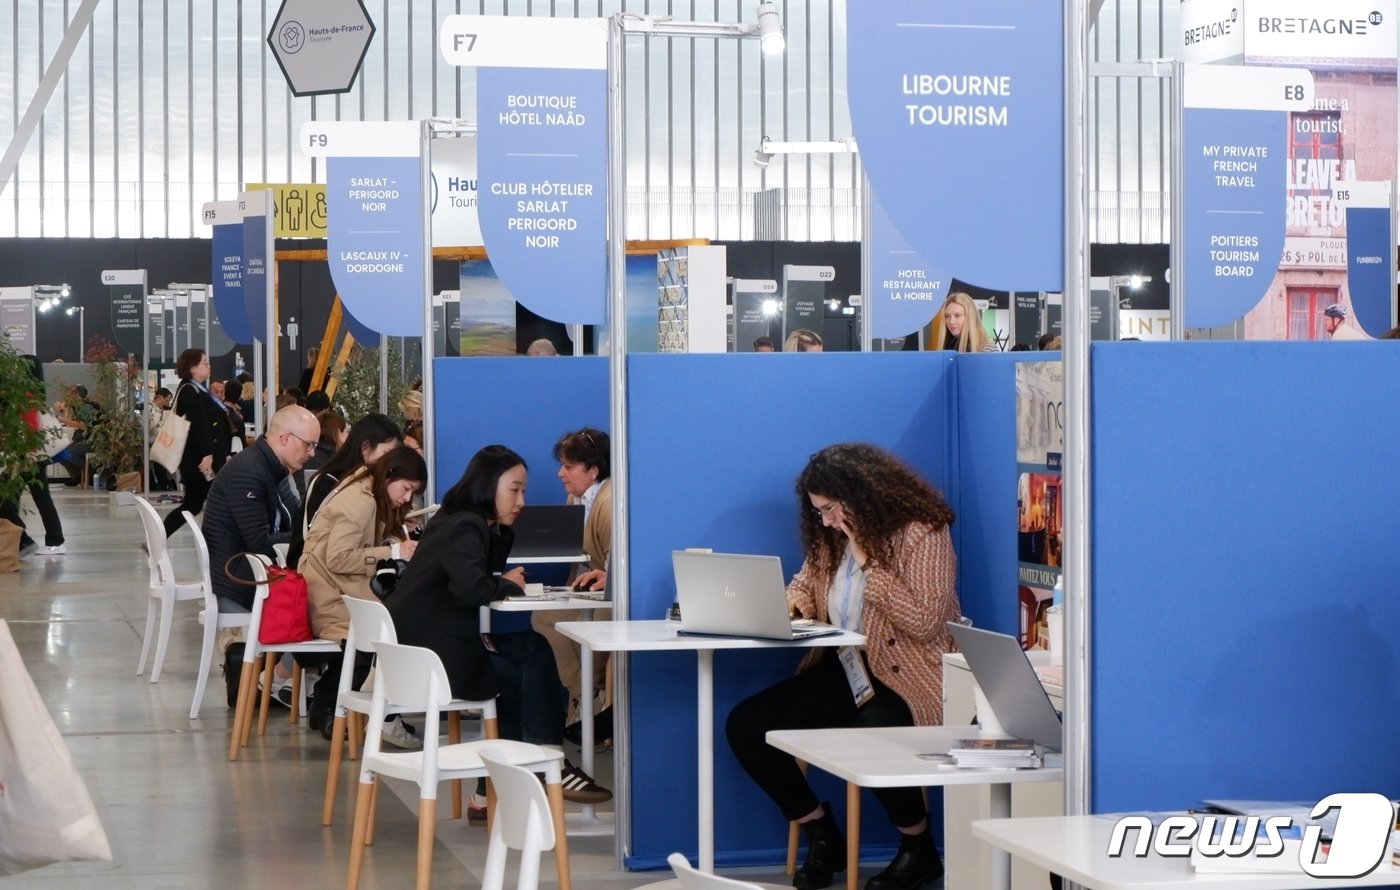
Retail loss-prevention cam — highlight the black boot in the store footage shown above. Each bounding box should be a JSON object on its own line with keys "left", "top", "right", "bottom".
{"left": 864, "top": 828, "right": 943, "bottom": 890}
{"left": 223, "top": 643, "right": 245, "bottom": 709}
{"left": 794, "top": 802, "right": 846, "bottom": 890}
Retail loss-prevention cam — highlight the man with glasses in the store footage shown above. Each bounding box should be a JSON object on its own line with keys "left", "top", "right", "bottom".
{"left": 200, "top": 405, "right": 323, "bottom": 707}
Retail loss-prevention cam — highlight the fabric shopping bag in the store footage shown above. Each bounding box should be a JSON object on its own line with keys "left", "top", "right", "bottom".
{"left": 149, "top": 407, "right": 191, "bottom": 475}
{"left": 0, "top": 619, "right": 113, "bottom": 875}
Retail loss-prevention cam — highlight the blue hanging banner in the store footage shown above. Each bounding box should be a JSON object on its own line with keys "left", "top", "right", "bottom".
{"left": 438, "top": 14, "right": 609, "bottom": 327}
{"left": 241, "top": 192, "right": 269, "bottom": 340}
{"left": 476, "top": 66, "right": 607, "bottom": 325}
{"left": 847, "top": 0, "right": 1063, "bottom": 292}
{"left": 1181, "top": 64, "right": 1313, "bottom": 330}
{"left": 307, "top": 120, "right": 426, "bottom": 338}
{"left": 868, "top": 188, "right": 948, "bottom": 339}
{"left": 1344, "top": 183, "right": 1393, "bottom": 337}
{"left": 204, "top": 201, "right": 255, "bottom": 344}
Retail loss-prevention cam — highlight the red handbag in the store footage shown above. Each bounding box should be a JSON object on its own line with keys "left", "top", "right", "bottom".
{"left": 224, "top": 555, "right": 313, "bottom": 644}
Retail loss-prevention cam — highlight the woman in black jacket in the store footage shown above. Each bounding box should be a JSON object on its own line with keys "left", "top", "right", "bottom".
{"left": 164, "top": 348, "right": 233, "bottom": 537}
{"left": 387, "top": 444, "right": 610, "bottom": 803}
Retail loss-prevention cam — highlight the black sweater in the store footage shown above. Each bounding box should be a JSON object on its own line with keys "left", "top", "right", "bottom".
{"left": 387, "top": 512, "right": 523, "bottom": 701}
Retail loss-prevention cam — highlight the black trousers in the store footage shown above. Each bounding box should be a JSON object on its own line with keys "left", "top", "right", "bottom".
{"left": 164, "top": 469, "right": 212, "bottom": 537}
{"left": 0, "top": 461, "right": 65, "bottom": 547}
{"left": 726, "top": 652, "right": 926, "bottom": 828}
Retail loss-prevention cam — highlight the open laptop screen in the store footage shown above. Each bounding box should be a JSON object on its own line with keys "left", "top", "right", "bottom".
{"left": 947, "top": 622, "right": 1063, "bottom": 750}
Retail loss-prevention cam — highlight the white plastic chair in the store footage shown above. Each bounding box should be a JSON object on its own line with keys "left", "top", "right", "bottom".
{"left": 182, "top": 511, "right": 251, "bottom": 719}
{"left": 322, "top": 597, "right": 478, "bottom": 826}
{"left": 134, "top": 496, "right": 205, "bottom": 683}
{"left": 345, "top": 642, "right": 573, "bottom": 890}
{"left": 667, "top": 853, "right": 765, "bottom": 890}
{"left": 226, "top": 554, "right": 341, "bottom": 761}
{"left": 480, "top": 752, "right": 560, "bottom": 890}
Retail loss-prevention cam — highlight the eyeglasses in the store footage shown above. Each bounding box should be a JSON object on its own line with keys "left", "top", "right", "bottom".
{"left": 812, "top": 501, "right": 841, "bottom": 519}
{"left": 285, "top": 430, "right": 318, "bottom": 454}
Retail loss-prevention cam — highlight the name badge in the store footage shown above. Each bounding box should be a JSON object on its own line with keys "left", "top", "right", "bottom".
{"left": 838, "top": 646, "right": 874, "bottom": 707}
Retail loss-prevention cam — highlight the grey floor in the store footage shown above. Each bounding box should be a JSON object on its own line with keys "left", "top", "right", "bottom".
{"left": 1, "top": 489, "right": 767, "bottom": 889}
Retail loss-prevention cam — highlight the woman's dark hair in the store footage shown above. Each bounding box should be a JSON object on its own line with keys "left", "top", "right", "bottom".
{"left": 403, "top": 419, "right": 424, "bottom": 447}
{"left": 552, "top": 427, "right": 610, "bottom": 481}
{"left": 304, "top": 389, "right": 331, "bottom": 414}
{"left": 795, "top": 443, "right": 955, "bottom": 578}
{"left": 314, "top": 413, "right": 401, "bottom": 486}
{"left": 358, "top": 445, "right": 427, "bottom": 541}
{"left": 175, "top": 348, "right": 206, "bottom": 380}
{"left": 21, "top": 354, "right": 42, "bottom": 383}
{"left": 440, "top": 445, "right": 527, "bottom": 520}
{"left": 317, "top": 412, "right": 347, "bottom": 449}
{"left": 223, "top": 378, "right": 243, "bottom": 403}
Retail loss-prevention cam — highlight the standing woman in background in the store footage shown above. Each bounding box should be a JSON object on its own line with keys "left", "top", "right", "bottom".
{"left": 936, "top": 291, "right": 997, "bottom": 353}
{"left": 164, "top": 348, "right": 233, "bottom": 537}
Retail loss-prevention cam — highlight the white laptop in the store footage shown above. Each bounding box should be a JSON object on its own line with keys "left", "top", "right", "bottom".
{"left": 947, "top": 623, "right": 1063, "bottom": 751}
{"left": 672, "top": 551, "right": 842, "bottom": 641}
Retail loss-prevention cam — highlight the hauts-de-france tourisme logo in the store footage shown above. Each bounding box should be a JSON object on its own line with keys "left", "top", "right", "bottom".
{"left": 277, "top": 20, "right": 305, "bottom": 54}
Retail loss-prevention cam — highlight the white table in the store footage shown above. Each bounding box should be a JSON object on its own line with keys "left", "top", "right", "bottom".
{"left": 767, "top": 726, "right": 1063, "bottom": 890}
{"left": 484, "top": 595, "right": 613, "bottom": 835}
{"left": 972, "top": 815, "right": 1400, "bottom": 889}
{"left": 506, "top": 552, "right": 589, "bottom": 565}
{"left": 555, "top": 619, "right": 864, "bottom": 872}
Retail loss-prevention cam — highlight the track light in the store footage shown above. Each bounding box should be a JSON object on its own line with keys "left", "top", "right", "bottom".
{"left": 756, "top": 2, "right": 785, "bottom": 55}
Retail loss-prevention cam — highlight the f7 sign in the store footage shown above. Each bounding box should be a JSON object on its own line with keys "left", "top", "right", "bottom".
{"left": 1108, "top": 793, "right": 1395, "bottom": 878}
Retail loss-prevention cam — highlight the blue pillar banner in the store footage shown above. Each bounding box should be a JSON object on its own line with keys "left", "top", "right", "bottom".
{"left": 1345, "top": 200, "right": 1392, "bottom": 337}
{"left": 210, "top": 214, "right": 254, "bottom": 345}
{"left": 342, "top": 301, "right": 380, "bottom": 345}
{"left": 869, "top": 188, "right": 948, "bottom": 339}
{"left": 326, "top": 154, "right": 426, "bottom": 338}
{"left": 1181, "top": 65, "right": 1313, "bottom": 330}
{"left": 847, "top": 0, "right": 1064, "bottom": 292}
{"left": 477, "top": 66, "right": 607, "bottom": 326}
{"left": 242, "top": 206, "right": 268, "bottom": 341}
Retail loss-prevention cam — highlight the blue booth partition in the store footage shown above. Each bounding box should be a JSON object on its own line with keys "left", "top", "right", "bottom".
{"left": 953, "top": 353, "right": 1048, "bottom": 637}
{"left": 431, "top": 356, "right": 610, "bottom": 505}
{"left": 1091, "top": 342, "right": 1400, "bottom": 813}
{"left": 624, "top": 352, "right": 959, "bottom": 868}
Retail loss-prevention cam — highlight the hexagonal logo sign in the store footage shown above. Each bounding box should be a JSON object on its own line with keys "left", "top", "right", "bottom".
{"left": 267, "top": 0, "right": 376, "bottom": 97}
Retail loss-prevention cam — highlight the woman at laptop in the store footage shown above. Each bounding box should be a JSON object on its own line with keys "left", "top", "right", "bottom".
{"left": 726, "top": 443, "right": 960, "bottom": 890}
{"left": 387, "top": 444, "right": 612, "bottom": 806}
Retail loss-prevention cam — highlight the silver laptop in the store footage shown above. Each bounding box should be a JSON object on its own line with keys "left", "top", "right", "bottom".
{"left": 947, "top": 623, "right": 1063, "bottom": 750}
{"left": 509, "top": 505, "right": 585, "bottom": 559}
{"left": 672, "top": 551, "right": 841, "bottom": 641}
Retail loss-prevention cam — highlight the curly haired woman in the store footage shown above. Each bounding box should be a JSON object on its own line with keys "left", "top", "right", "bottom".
{"left": 725, "top": 443, "right": 960, "bottom": 890}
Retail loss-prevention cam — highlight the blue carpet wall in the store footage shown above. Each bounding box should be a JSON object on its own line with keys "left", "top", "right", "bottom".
{"left": 625, "top": 352, "right": 958, "bottom": 868}
{"left": 1092, "top": 342, "right": 1400, "bottom": 813}
{"left": 953, "top": 353, "right": 1049, "bottom": 636}
{"left": 431, "top": 356, "right": 610, "bottom": 504}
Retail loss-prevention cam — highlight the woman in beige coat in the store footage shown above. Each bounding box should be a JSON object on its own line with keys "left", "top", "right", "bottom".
{"left": 300, "top": 445, "right": 426, "bottom": 737}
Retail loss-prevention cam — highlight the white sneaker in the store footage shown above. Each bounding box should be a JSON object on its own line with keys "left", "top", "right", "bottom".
{"left": 35, "top": 544, "right": 67, "bottom": 556}
{"left": 380, "top": 716, "right": 423, "bottom": 750}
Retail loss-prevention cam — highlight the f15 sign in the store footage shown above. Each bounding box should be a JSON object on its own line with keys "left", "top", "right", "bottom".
{"left": 268, "top": 0, "right": 376, "bottom": 97}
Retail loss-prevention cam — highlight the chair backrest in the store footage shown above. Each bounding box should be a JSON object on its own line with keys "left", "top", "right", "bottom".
{"left": 481, "top": 752, "right": 556, "bottom": 853}
{"left": 370, "top": 642, "right": 453, "bottom": 714}
{"left": 343, "top": 596, "right": 397, "bottom": 657}
{"left": 667, "top": 853, "right": 765, "bottom": 890}
{"left": 240, "top": 554, "right": 274, "bottom": 662}
{"left": 182, "top": 511, "right": 214, "bottom": 602}
{"left": 133, "top": 496, "right": 170, "bottom": 587}
{"left": 340, "top": 596, "right": 396, "bottom": 699}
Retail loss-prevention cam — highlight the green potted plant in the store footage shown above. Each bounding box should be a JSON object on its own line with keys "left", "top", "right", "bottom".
{"left": 82, "top": 337, "right": 144, "bottom": 502}
{"left": 0, "top": 338, "right": 46, "bottom": 567}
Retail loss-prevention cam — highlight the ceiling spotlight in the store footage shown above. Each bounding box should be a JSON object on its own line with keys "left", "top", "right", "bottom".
{"left": 761, "top": 299, "right": 781, "bottom": 317}
{"left": 756, "top": 2, "right": 785, "bottom": 55}
{"left": 60, "top": 284, "right": 70, "bottom": 297}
